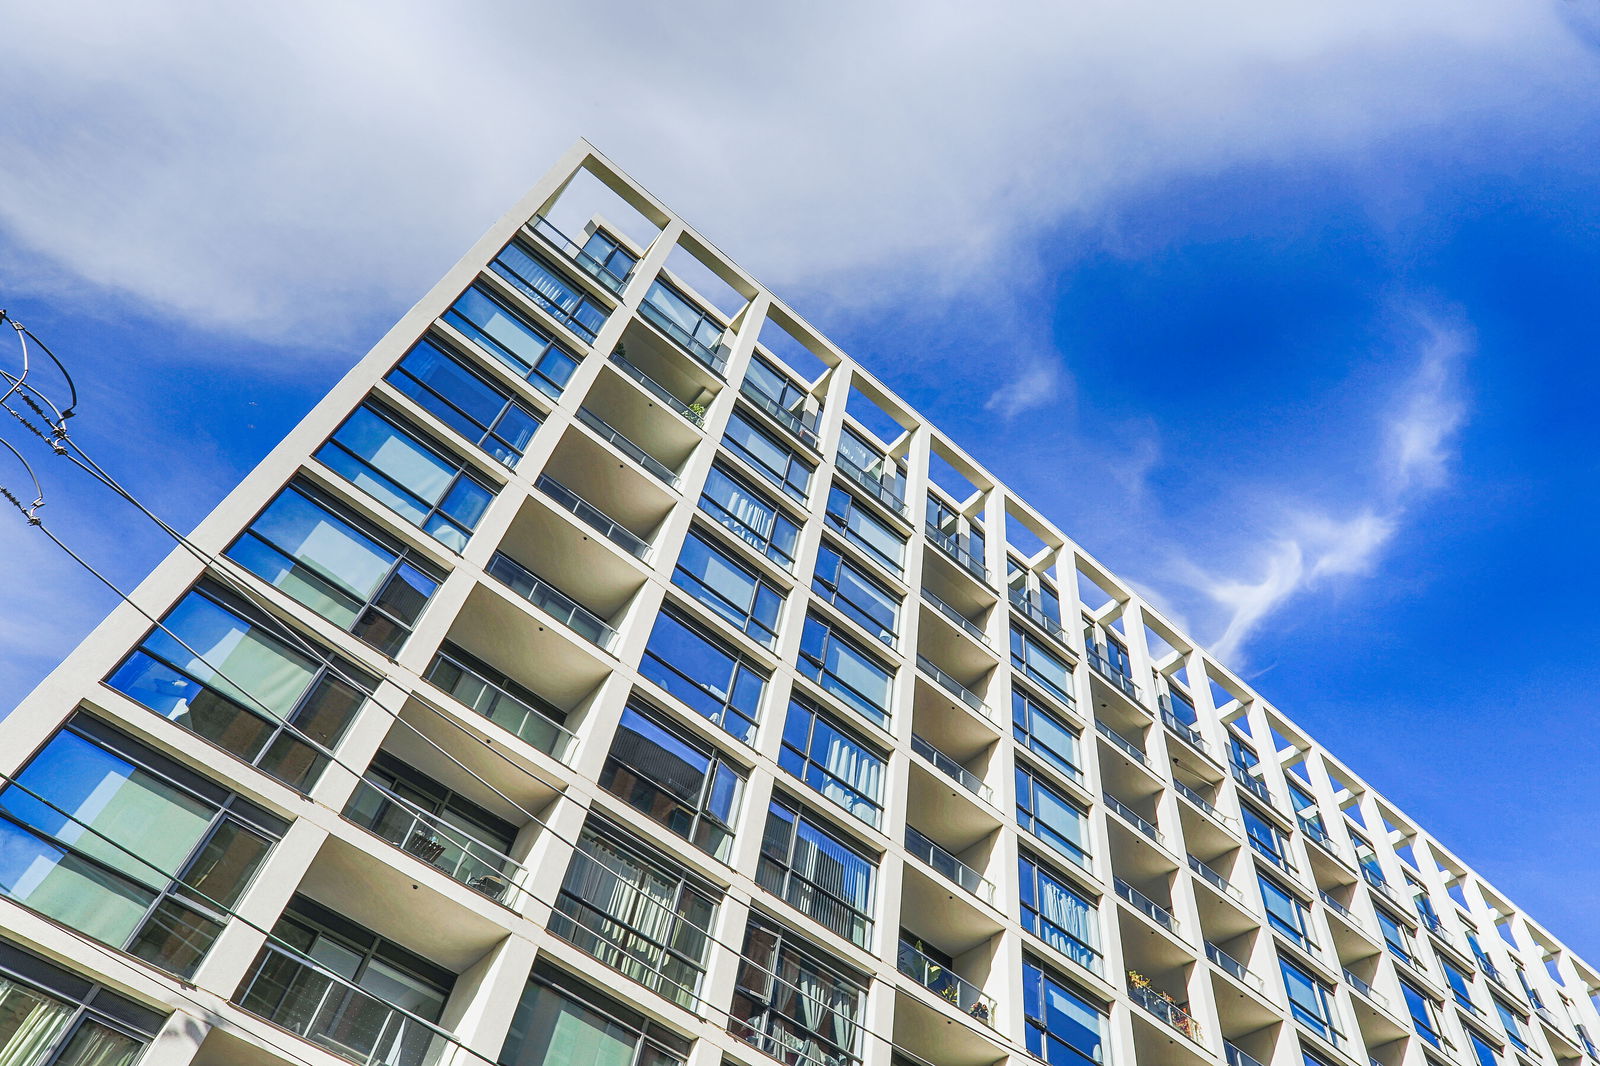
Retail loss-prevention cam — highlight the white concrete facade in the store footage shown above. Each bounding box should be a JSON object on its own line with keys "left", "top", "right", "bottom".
{"left": 0, "top": 140, "right": 1592, "bottom": 1066}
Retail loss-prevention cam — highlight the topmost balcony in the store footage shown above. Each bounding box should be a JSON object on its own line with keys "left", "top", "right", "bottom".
{"left": 639, "top": 280, "right": 729, "bottom": 376}
{"left": 528, "top": 214, "right": 637, "bottom": 294}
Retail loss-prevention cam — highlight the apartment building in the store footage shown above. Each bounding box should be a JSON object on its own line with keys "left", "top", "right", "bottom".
{"left": 0, "top": 140, "right": 1594, "bottom": 1066}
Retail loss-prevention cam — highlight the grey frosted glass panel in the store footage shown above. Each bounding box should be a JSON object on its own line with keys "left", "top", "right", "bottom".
{"left": 0, "top": 822, "right": 151, "bottom": 944}
{"left": 141, "top": 593, "right": 318, "bottom": 721}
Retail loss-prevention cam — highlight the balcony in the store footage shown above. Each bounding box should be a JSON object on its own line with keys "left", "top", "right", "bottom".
{"left": 926, "top": 523, "right": 987, "bottom": 583}
{"left": 528, "top": 214, "right": 634, "bottom": 293}
{"left": 836, "top": 454, "right": 910, "bottom": 520}
{"left": 234, "top": 942, "right": 453, "bottom": 1066}
{"left": 1342, "top": 967, "right": 1390, "bottom": 1011}
{"left": 486, "top": 552, "right": 617, "bottom": 649}
{"left": 1318, "top": 889, "right": 1368, "bottom": 931}
{"left": 911, "top": 733, "right": 993, "bottom": 804}
{"left": 536, "top": 473, "right": 651, "bottom": 560}
{"left": 574, "top": 408, "right": 680, "bottom": 488}
{"left": 1175, "top": 780, "right": 1236, "bottom": 830}
{"left": 1105, "top": 792, "right": 1165, "bottom": 849}
{"left": 922, "top": 587, "right": 990, "bottom": 648}
{"left": 1117, "top": 878, "right": 1179, "bottom": 935}
{"left": 1206, "top": 942, "right": 1263, "bottom": 991}
{"left": 1231, "top": 763, "right": 1276, "bottom": 808}
{"left": 905, "top": 826, "right": 996, "bottom": 906}
{"left": 1128, "top": 975, "right": 1204, "bottom": 1044}
{"left": 1299, "top": 816, "right": 1350, "bottom": 866}
{"left": 1360, "top": 865, "right": 1404, "bottom": 907}
{"left": 1158, "top": 695, "right": 1209, "bottom": 755}
{"left": 606, "top": 349, "right": 706, "bottom": 426}
{"left": 639, "top": 287, "right": 728, "bottom": 375}
{"left": 1188, "top": 854, "right": 1247, "bottom": 907}
{"left": 739, "top": 376, "right": 820, "bottom": 448}
{"left": 1086, "top": 647, "right": 1141, "bottom": 705}
{"left": 1008, "top": 589, "right": 1067, "bottom": 643}
{"left": 344, "top": 779, "right": 520, "bottom": 904}
{"left": 1095, "top": 719, "right": 1151, "bottom": 769}
{"left": 1225, "top": 1043, "right": 1268, "bottom": 1066}
{"left": 916, "top": 654, "right": 990, "bottom": 720}
{"left": 897, "top": 939, "right": 995, "bottom": 1027}
{"left": 424, "top": 648, "right": 576, "bottom": 763}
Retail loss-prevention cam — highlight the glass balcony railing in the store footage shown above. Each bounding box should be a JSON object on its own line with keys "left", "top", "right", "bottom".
{"left": 915, "top": 654, "right": 990, "bottom": 719}
{"left": 607, "top": 350, "right": 705, "bottom": 426}
{"left": 835, "top": 455, "right": 909, "bottom": 519}
{"left": 905, "top": 826, "right": 996, "bottom": 905}
{"left": 1007, "top": 589, "right": 1067, "bottom": 642}
{"left": 1128, "top": 977, "right": 1203, "bottom": 1044}
{"left": 925, "top": 524, "right": 987, "bottom": 582}
{"left": 1360, "top": 865, "right": 1404, "bottom": 906}
{"left": 910, "top": 733, "right": 993, "bottom": 804}
{"left": 638, "top": 296, "right": 727, "bottom": 375}
{"left": 1231, "top": 763, "right": 1277, "bottom": 808}
{"left": 575, "top": 408, "right": 679, "bottom": 487}
{"left": 1157, "top": 695, "right": 1208, "bottom": 753}
{"left": 1188, "top": 854, "right": 1247, "bottom": 905}
{"left": 1342, "top": 968, "right": 1389, "bottom": 1009}
{"left": 424, "top": 651, "right": 575, "bottom": 763}
{"left": 1207, "top": 942, "right": 1262, "bottom": 990}
{"left": 344, "top": 779, "right": 520, "bottom": 903}
{"left": 1116, "top": 879, "right": 1178, "bottom": 935}
{"left": 1225, "top": 1043, "right": 1268, "bottom": 1066}
{"left": 536, "top": 474, "right": 651, "bottom": 560}
{"left": 1104, "top": 792, "right": 1163, "bottom": 847}
{"left": 1086, "top": 647, "right": 1141, "bottom": 703}
{"left": 487, "top": 552, "right": 616, "bottom": 649}
{"left": 235, "top": 943, "right": 453, "bottom": 1066}
{"left": 1174, "top": 780, "right": 1239, "bottom": 831}
{"left": 1318, "top": 890, "right": 1365, "bottom": 929}
{"left": 528, "top": 215, "right": 634, "bottom": 293}
{"left": 739, "top": 377, "right": 819, "bottom": 447}
{"left": 921, "top": 587, "right": 989, "bottom": 646}
{"left": 897, "top": 939, "right": 995, "bottom": 1026}
{"left": 1298, "top": 816, "right": 1350, "bottom": 865}
{"left": 1094, "top": 720, "right": 1149, "bottom": 767}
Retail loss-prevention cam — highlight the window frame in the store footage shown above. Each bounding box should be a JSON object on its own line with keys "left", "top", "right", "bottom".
{"left": 698, "top": 464, "right": 801, "bottom": 571}
{"left": 600, "top": 703, "right": 745, "bottom": 862}
{"left": 823, "top": 486, "right": 907, "bottom": 576}
{"left": 722, "top": 411, "right": 816, "bottom": 503}
{"left": 489, "top": 238, "right": 609, "bottom": 342}
{"left": 1019, "top": 853, "right": 1103, "bottom": 974}
{"left": 796, "top": 614, "right": 895, "bottom": 728}
{"left": 811, "top": 542, "right": 900, "bottom": 647}
{"left": 777, "top": 697, "right": 886, "bottom": 828}
{"left": 756, "top": 798, "right": 877, "bottom": 947}
{"left": 1015, "top": 766, "right": 1093, "bottom": 871}
{"left": 671, "top": 527, "right": 785, "bottom": 649}
{"left": 0, "top": 937, "right": 166, "bottom": 1066}
{"left": 442, "top": 281, "right": 581, "bottom": 399}
{"left": 638, "top": 610, "right": 768, "bottom": 745}
{"left": 384, "top": 335, "right": 543, "bottom": 468}
{"left": 1012, "top": 687, "right": 1085, "bottom": 783}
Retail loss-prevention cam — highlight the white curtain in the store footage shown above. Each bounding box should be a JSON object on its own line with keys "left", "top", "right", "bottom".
{"left": 0, "top": 978, "right": 73, "bottom": 1066}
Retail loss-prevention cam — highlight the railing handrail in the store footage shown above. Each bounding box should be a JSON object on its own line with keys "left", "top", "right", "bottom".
{"left": 606, "top": 350, "right": 703, "bottom": 425}
{"left": 1086, "top": 646, "right": 1142, "bottom": 702}
{"left": 835, "top": 454, "right": 910, "bottom": 518}
{"left": 905, "top": 825, "right": 996, "bottom": 904}
{"left": 487, "top": 552, "right": 617, "bottom": 649}
{"left": 739, "top": 376, "right": 820, "bottom": 447}
{"left": 575, "top": 407, "right": 680, "bottom": 487}
{"left": 426, "top": 650, "right": 576, "bottom": 761}
{"left": 921, "top": 587, "right": 990, "bottom": 646}
{"left": 1225, "top": 1043, "right": 1268, "bottom": 1066}
{"left": 1188, "top": 854, "right": 1245, "bottom": 903}
{"left": 1158, "top": 701, "right": 1209, "bottom": 753}
{"left": 1342, "top": 967, "right": 1388, "bottom": 1007}
{"left": 924, "top": 522, "right": 987, "bottom": 581}
{"left": 1094, "top": 719, "right": 1149, "bottom": 766}
{"left": 1116, "top": 878, "right": 1177, "bottom": 933}
{"left": 1104, "top": 791, "right": 1164, "bottom": 844}
{"left": 896, "top": 939, "right": 996, "bottom": 1024}
{"left": 915, "top": 654, "right": 989, "bottom": 717}
{"left": 638, "top": 294, "right": 728, "bottom": 375}
{"left": 910, "top": 733, "right": 993, "bottom": 803}
{"left": 1207, "top": 941, "right": 1262, "bottom": 990}
{"left": 1174, "top": 779, "right": 1238, "bottom": 829}
{"left": 1128, "top": 979, "right": 1203, "bottom": 1043}
{"left": 536, "top": 473, "right": 651, "bottom": 560}
{"left": 348, "top": 776, "right": 523, "bottom": 878}
{"left": 1318, "top": 889, "right": 1361, "bottom": 923}
{"left": 528, "top": 214, "right": 633, "bottom": 292}
{"left": 1008, "top": 588, "right": 1068, "bottom": 641}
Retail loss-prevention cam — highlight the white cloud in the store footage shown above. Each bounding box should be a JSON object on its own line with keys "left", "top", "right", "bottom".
{"left": 0, "top": 1, "right": 1591, "bottom": 350}
{"left": 984, "top": 355, "right": 1066, "bottom": 421}
{"left": 1389, "top": 319, "right": 1471, "bottom": 491}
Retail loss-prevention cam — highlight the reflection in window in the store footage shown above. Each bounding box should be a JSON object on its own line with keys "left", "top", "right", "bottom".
{"left": 812, "top": 544, "right": 899, "bottom": 646}
{"left": 757, "top": 800, "right": 876, "bottom": 947}
{"left": 797, "top": 616, "right": 894, "bottom": 727}
{"left": 723, "top": 413, "right": 814, "bottom": 503}
{"left": 672, "top": 529, "right": 784, "bottom": 648}
{"left": 1022, "top": 957, "right": 1106, "bottom": 1066}
{"left": 490, "top": 241, "right": 608, "bottom": 341}
{"left": 698, "top": 465, "right": 799, "bottom": 571}
{"left": 1013, "top": 689, "right": 1083, "bottom": 782}
{"left": 824, "top": 487, "right": 905, "bottom": 575}
{"left": 1016, "top": 768, "right": 1091, "bottom": 871}
{"left": 779, "top": 699, "right": 884, "bottom": 828}
{"left": 600, "top": 704, "right": 744, "bottom": 862}
{"left": 385, "top": 338, "right": 541, "bottom": 467}
{"left": 500, "top": 963, "right": 688, "bottom": 1066}
{"left": 639, "top": 612, "right": 766, "bottom": 744}
{"left": 443, "top": 284, "right": 580, "bottom": 399}
{"left": 0, "top": 937, "right": 166, "bottom": 1066}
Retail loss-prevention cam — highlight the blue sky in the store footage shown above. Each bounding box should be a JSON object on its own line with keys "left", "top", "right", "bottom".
{"left": 3, "top": 0, "right": 1599, "bottom": 957}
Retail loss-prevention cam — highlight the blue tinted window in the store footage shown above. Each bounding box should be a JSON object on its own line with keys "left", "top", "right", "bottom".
{"left": 1013, "top": 690, "right": 1083, "bottom": 782}
{"left": 812, "top": 544, "right": 899, "bottom": 645}
{"left": 723, "top": 413, "right": 814, "bottom": 502}
{"left": 490, "top": 241, "right": 608, "bottom": 341}
{"left": 779, "top": 699, "right": 884, "bottom": 827}
{"left": 386, "top": 338, "right": 541, "bottom": 467}
{"left": 1022, "top": 959, "right": 1105, "bottom": 1065}
{"left": 1016, "top": 768, "right": 1091, "bottom": 870}
{"left": 639, "top": 612, "right": 765, "bottom": 743}
{"left": 756, "top": 800, "right": 875, "bottom": 946}
{"left": 797, "top": 616, "right": 893, "bottom": 727}
{"left": 1011, "top": 626, "right": 1075, "bottom": 707}
{"left": 698, "top": 465, "right": 799, "bottom": 570}
{"left": 824, "top": 487, "right": 905, "bottom": 574}
{"left": 672, "top": 530, "right": 784, "bottom": 648}
{"left": 1019, "top": 856, "right": 1101, "bottom": 973}
{"left": 444, "top": 284, "right": 579, "bottom": 398}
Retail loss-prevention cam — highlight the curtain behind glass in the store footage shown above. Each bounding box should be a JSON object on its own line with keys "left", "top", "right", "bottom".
{"left": 0, "top": 976, "right": 73, "bottom": 1066}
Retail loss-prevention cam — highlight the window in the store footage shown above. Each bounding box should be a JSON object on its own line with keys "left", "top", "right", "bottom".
{"left": 1022, "top": 958, "right": 1106, "bottom": 1066}
{"left": 812, "top": 544, "right": 900, "bottom": 645}
{"left": 1010, "top": 626, "right": 1075, "bottom": 707}
{"left": 227, "top": 482, "right": 441, "bottom": 654}
{"left": 671, "top": 529, "right": 784, "bottom": 648}
{"left": 106, "top": 581, "right": 372, "bottom": 789}
{"left": 1444, "top": 959, "right": 1477, "bottom": 1012}
{"left": 1243, "top": 806, "right": 1290, "bottom": 871}
{"left": 236, "top": 896, "right": 453, "bottom": 1066}
{"left": 824, "top": 487, "right": 906, "bottom": 575}
{"left": 797, "top": 615, "right": 894, "bottom": 727}
{"left": 1166, "top": 687, "right": 1198, "bottom": 725}
{"left": 641, "top": 280, "right": 726, "bottom": 368}
{"left": 501, "top": 964, "right": 688, "bottom": 1066}
{"left": 1016, "top": 768, "right": 1092, "bottom": 871}
{"left": 552, "top": 822, "right": 718, "bottom": 1010}
{"left": 1103, "top": 635, "right": 1132, "bottom": 678}
{"left": 698, "top": 465, "right": 800, "bottom": 570}
{"left": 742, "top": 355, "right": 817, "bottom": 442}
{"left": 1013, "top": 689, "right": 1084, "bottom": 782}
{"left": 490, "top": 240, "right": 609, "bottom": 341}
{"left": 444, "top": 283, "right": 580, "bottom": 399}
{"left": 601, "top": 704, "right": 744, "bottom": 861}
{"left": 575, "top": 227, "right": 639, "bottom": 291}
{"left": 1468, "top": 1031, "right": 1501, "bottom": 1066}
{"left": 1377, "top": 909, "right": 1414, "bottom": 965}
{"left": 1280, "top": 959, "right": 1339, "bottom": 1043}
{"left": 1259, "top": 875, "right": 1312, "bottom": 950}
{"left": 0, "top": 937, "right": 166, "bottom": 1066}
{"left": 836, "top": 427, "right": 906, "bottom": 509}
{"left": 314, "top": 401, "right": 494, "bottom": 551}
{"left": 1401, "top": 982, "right": 1442, "bottom": 1047}
{"left": 385, "top": 338, "right": 541, "bottom": 467}
{"left": 1019, "top": 855, "right": 1102, "bottom": 974}
{"left": 730, "top": 916, "right": 866, "bottom": 1066}
{"left": 344, "top": 752, "right": 518, "bottom": 897}
{"left": 723, "top": 412, "right": 815, "bottom": 503}
{"left": 779, "top": 699, "right": 885, "bottom": 828}
{"left": 1496, "top": 999, "right": 1530, "bottom": 1052}
{"left": 757, "top": 799, "right": 876, "bottom": 946}
{"left": 0, "top": 715, "right": 287, "bottom": 979}
{"left": 638, "top": 612, "right": 766, "bottom": 744}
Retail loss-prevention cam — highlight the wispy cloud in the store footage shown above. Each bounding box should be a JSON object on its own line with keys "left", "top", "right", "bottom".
{"left": 984, "top": 355, "right": 1067, "bottom": 421}
{"left": 1177, "top": 314, "right": 1471, "bottom": 662}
